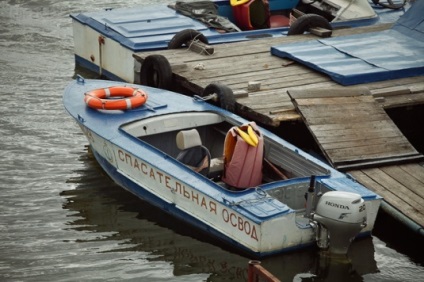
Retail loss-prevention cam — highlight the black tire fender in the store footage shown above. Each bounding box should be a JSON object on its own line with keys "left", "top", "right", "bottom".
{"left": 168, "top": 29, "right": 209, "bottom": 49}
{"left": 371, "top": 0, "right": 406, "bottom": 10}
{"left": 201, "top": 83, "right": 236, "bottom": 112}
{"left": 288, "top": 14, "right": 332, "bottom": 36}
{"left": 140, "top": 54, "right": 172, "bottom": 90}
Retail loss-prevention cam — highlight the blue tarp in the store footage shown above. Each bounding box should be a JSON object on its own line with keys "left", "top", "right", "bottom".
{"left": 271, "top": 1, "right": 424, "bottom": 85}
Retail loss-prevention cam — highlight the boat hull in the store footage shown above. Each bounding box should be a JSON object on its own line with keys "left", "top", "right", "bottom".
{"left": 64, "top": 78, "right": 381, "bottom": 257}
{"left": 82, "top": 124, "right": 317, "bottom": 257}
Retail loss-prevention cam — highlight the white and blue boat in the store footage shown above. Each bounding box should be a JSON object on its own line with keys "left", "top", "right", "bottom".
{"left": 63, "top": 77, "right": 382, "bottom": 257}
{"left": 70, "top": 0, "right": 409, "bottom": 82}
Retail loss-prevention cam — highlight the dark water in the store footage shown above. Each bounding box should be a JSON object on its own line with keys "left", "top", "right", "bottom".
{"left": 1, "top": 0, "right": 423, "bottom": 281}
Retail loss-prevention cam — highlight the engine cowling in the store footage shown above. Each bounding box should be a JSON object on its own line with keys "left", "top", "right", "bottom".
{"left": 312, "top": 191, "right": 367, "bottom": 255}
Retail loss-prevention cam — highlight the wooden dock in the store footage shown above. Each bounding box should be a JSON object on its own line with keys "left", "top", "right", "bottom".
{"left": 133, "top": 23, "right": 424, "bottom": 232}
{"left": 134, "top": 23, "right": 424, "bottom": 126}
{"left": 348, "top": 163, "right": 424, "bottom": 232}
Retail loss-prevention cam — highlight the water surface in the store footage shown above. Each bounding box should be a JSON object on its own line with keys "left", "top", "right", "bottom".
{"left": 1, "top": 0, "right": 423, "bottom": 281}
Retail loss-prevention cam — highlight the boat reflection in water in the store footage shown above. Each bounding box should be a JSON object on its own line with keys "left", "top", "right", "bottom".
{"left": 62, "top": 149, "right": 378, "bottom": 281}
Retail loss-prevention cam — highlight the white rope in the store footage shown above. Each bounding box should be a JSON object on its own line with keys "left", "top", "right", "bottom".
{"left": 186, "top": 33, "right": 215, "bottom": 56}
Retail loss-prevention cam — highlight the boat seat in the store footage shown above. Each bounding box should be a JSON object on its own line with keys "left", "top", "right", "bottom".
{"left": 232, "top": 0, "right": 290, "bottom": 30}
{"left": 176, "top": 129, "right": 211, "bottom": 176}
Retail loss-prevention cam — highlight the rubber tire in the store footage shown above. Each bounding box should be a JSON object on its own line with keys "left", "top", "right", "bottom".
{"left": 168, "top": 29, "right": 209, "bottom": 49}
{"left": 287, "top": 14, "right": 332, "bottom": 36}
{"left": 202, "top": 83, "right": 236, "bottom": 112}
{"left": 140, "top": 55, "right": 172, "bottom": 90}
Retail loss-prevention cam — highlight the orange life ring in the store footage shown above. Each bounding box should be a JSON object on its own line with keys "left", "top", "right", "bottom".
{"left": 84, "top": 86, "right": 148, "bottom": 110}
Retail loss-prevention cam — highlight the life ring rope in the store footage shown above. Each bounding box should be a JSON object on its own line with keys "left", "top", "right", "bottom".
{"left": 84, "top": 86, "right": 148, "bottom": 110}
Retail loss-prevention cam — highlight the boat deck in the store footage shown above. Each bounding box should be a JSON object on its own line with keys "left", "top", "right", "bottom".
{"left": 133, "top": 23, "right": 424, "bottom": 232}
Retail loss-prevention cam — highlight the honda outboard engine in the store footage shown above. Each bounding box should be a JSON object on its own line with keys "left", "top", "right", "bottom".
{"left": 311, "top": 191, "right": 367, "bottom": 255}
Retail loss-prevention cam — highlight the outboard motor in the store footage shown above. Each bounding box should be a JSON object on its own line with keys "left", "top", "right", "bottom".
{"left": 311, "top": 191, "right": 367, "bottom": 255}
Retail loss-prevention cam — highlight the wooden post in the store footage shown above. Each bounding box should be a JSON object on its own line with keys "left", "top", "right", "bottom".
{"left": 248, "top": 260, "right": 281, "bottom": 282}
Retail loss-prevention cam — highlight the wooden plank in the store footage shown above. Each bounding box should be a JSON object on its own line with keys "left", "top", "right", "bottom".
{"left": 326, "top": 141, "right": 419, "bottom": 163}
{"left": 380, "top": 165, "right": 424, "bottom": 198}
{"left": 313, "top": 125, "right": 408, "bottom": 142}
{"left": 371, "top": 86, "right": 411, "bottom": 97}
{"left": 309, "top": 27, "right": 332, "bottom": 37}
{"left": 301, "top": 112, "right": 389, "bottom": 126}
{"left": 298, "top": 104, "right": 385, "bottom": 120}
{"left": 288, "top": 88, "right": 371, "bottom": 99}
{"left": 319, "top": 135, "right": 411, "bottom": 150}
{"left": 309, "top": 119, "right": 397, "bottom": 132}
{"left": 410, "top": 82, "right": 424, "bottom": 93}
{"left": 357, "top": 167, "right": 424, "bottom": 209}
{"left": 356, "top": 168, "right": 424, "bottom": 209}
{"left": 379, "top": 93, "right": 424, "bottom": 109}
{"left": 348, "top": 169, "right": 424, "bottom": 228}
{"left": 295, "top": 95, "right": 374, "bottom": 106}
{"left": 399, "top": 163, "right": 424, "bottom": 183}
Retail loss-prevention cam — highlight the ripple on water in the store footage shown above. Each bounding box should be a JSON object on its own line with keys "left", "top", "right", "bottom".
{"left": 1, "top": 0, "right": 424, "bottom": 281}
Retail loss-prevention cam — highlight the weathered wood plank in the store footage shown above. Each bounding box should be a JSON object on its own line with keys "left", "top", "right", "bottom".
{"left": 399, "top": 163, "right": 424, "bottom": 183}
{"left": 300, "top": 112, "right": 389, "bottom": 125}
{"left": 357, "top": 168, "right": 424, "bottom": 209}
{"left": 313, "top": 125, "right": 408, "bottom": 141}
{"left": 309, "top": 120, "right": 396, "bottom": 132}
{"left": 380, "top": 165, "right": 424, "bottom": 198}
{"left": 288, "top": 88, "right": 371, "bottom": 99}
{"left": 298, "top": 104, "right": 385, "bottom": 120}
{"left": 319, "top": 135, "right": 411, "bottom": 150}
{"left": 326, "top": 141, "right": 418, "bottom": 163}
{"left": 348, "top": 169, "right": 424, "bottom": 228}
{"left": 379, "top": 93, "right": 424, "bottom": 109}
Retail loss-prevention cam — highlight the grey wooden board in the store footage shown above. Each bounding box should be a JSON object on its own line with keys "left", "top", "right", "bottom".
{"left": 133, "top": 23, "right": 424, "bottom": 127}
{"left": 288, "top": 89, "right": 422, "bottom": 169}
{"left": 349, "top": 163, "right": 424, "bottom": 228}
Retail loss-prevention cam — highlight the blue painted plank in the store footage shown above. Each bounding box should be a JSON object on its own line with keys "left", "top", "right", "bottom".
{"left": 271, "top": 0, "right": 424, "bottom": 85}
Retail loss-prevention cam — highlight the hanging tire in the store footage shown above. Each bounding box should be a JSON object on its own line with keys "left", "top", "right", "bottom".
{"left": 140, "top": 54, "right": 172, "bottom": 90}
{"left": 168, "top": 29, "right": 209, "bottom": 49}
{"left": 201, "top": 83, "right": 236, "bottom": 112}
{"left": 372, "top": 0, "right": 406, "bottom": 10}
{"left": 288, "top": 14, "right": 332, "bottom": 36}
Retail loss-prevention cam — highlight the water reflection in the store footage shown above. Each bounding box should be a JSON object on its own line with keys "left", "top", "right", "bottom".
{"left": 293, "top": 242, "right": 378, "bottom": 282}
{"left": 62, "top": 149, "right": 379, "bottom": 281}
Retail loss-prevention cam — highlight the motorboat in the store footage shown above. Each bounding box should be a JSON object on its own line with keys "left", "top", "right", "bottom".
{"left": 63, "top": 77, "right": 382, "bottom": 257}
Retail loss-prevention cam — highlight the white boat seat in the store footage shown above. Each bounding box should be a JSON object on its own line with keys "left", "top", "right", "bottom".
{"left": 176, "top": 129, "right": 211, "bottom": 176}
